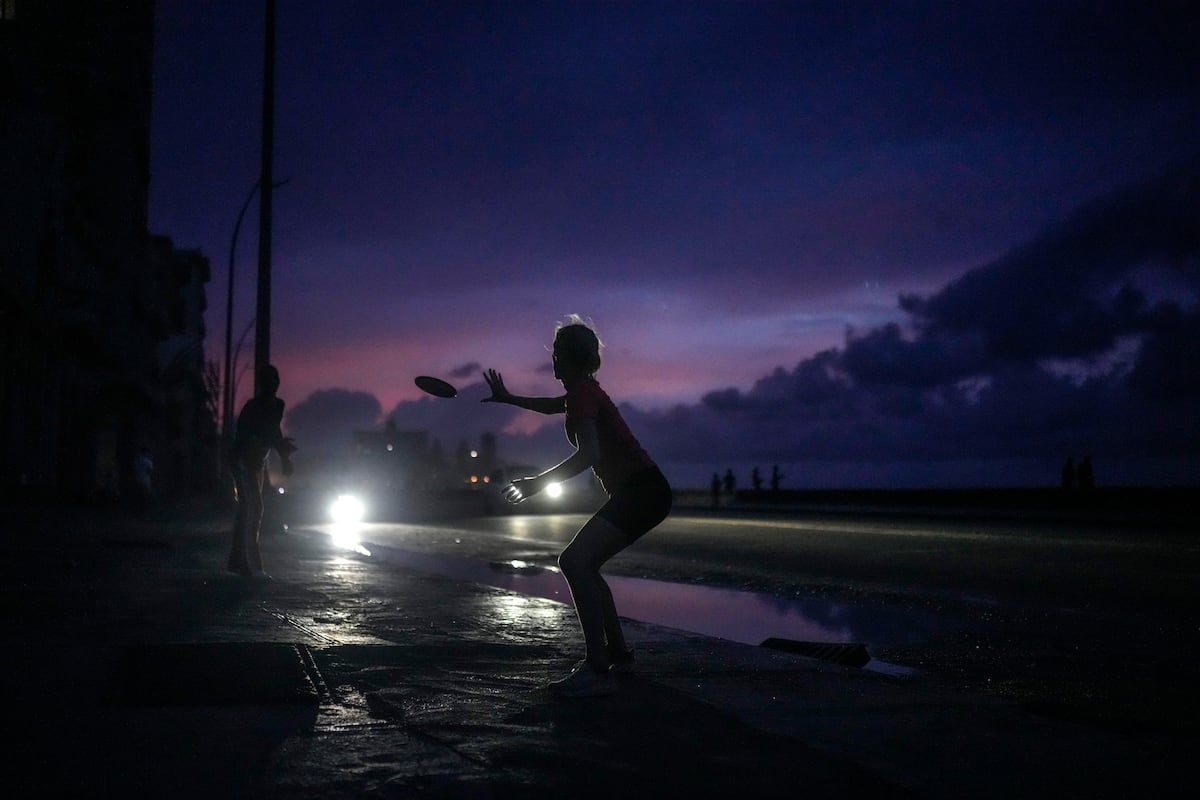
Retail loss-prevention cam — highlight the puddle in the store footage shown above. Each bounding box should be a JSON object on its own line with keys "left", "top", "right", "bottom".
{"left": 331, "top": 535, "right": 922, "bottom": 676}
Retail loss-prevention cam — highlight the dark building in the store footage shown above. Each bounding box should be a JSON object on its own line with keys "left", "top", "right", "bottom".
{"left": 351, "top": 420, "right": 432, "bottom": 491}
{"left": 1, "top": 1, "right": 216, "bottom": 502}
{"left": 347, "top": 423, "right": 501, "bottom": 493}
{"left": 151, "top": 235, "right": 218, "bottom": 499}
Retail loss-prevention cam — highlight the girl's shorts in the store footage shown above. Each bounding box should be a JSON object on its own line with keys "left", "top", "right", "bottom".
{"left": 595, "top": 466, "right": 672, "bottom": 542}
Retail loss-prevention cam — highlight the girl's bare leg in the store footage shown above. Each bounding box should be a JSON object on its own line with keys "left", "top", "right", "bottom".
{"left": 246, "top": 466, "right": 266, "bottom": 572}
{"left": 558, "top": 515, "right": 630, "bottom": 667}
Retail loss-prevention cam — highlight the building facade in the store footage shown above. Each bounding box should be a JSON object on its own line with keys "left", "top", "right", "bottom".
{"left": 1, "top": 1, "right": 216, "bottom": 503}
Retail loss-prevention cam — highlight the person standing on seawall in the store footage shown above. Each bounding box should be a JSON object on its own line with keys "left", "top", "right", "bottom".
{"left": 482, "top": 316, "right": 672, "bottom": 698}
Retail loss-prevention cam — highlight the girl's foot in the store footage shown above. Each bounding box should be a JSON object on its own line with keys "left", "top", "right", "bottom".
{"left": 227, "top": 558, "right": 253, "bottom": 577}
{"left": 547, "top": 660, "right": 615, "bottom": 697}
{"left": 608, "top": 647, "right": 636, "bottom": 674}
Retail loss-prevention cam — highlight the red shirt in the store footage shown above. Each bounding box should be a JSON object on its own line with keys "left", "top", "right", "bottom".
{"left": 564, "top": 377, "right": 655, "bottom": 495}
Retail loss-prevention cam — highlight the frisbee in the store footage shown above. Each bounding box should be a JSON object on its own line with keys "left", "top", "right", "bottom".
{"left": 415, "top": 375, "right": 457, "bottom": 398}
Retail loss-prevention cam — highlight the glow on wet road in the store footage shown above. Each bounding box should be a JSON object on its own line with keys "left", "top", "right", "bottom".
{"left": 305, "top": 522, "right": 927, "bottom": 675}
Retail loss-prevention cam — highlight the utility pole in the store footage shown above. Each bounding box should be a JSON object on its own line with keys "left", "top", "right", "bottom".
{"left": 254, "top": 0, "right": 276, "bottom": 393}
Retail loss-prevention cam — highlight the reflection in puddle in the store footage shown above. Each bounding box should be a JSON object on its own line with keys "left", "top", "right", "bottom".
{"left": 351, "top": 540, "right": 921, "bottom": 675}
{"left": 328, "top": 522, "right": 372, "bottom": 555}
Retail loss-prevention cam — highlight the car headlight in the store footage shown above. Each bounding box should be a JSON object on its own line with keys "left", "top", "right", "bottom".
{"left": 544, "top": 482, "right": 563, "bottom": 499}
{"left": 330, "top": 494, "right": 365, "bottom": 524}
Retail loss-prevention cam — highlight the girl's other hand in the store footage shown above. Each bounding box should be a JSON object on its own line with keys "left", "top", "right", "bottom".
{"left": 482, "top": 369, "right": 512, "bottom": 404}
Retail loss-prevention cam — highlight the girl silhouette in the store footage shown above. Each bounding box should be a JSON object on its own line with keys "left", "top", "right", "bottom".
{"left": 483, "top": 316, "right": 672, "bottom": 697}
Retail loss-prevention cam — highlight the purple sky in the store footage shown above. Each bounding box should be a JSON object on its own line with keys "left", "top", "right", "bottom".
{"left": 150, "top": 1, "right": 1199, "bottom": 488}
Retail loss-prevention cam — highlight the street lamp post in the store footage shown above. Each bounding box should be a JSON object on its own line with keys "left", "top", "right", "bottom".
{"left": 219, "top": 0, "right": 280, "bottom": 502}
{"left": 255, "top": 0, "right": 277, "bottom": 392}
{"left": 223, "top": 178, "right": 263, "bottom": 450}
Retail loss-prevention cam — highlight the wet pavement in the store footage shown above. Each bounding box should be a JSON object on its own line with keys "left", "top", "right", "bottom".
{"left": 2, "top": 503, "right": 1192, "bottom": 798}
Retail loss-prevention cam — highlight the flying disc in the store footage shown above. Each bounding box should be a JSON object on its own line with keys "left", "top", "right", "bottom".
{"left": 415, "top": 375, "right": 457, "bottom": 398}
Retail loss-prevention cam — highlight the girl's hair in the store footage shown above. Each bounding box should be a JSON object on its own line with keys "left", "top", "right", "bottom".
{"left": 553, "top": 314, "right": 603, "bottom": 375}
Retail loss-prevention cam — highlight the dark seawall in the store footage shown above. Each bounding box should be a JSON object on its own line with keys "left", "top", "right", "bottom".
{"left": 677, "top": 486, "right": 1197, "bottom": 529}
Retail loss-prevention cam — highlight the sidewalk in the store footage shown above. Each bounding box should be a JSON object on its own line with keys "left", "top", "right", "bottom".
{"left": 2, "top": 504, "right": 1189, "bottom": 798}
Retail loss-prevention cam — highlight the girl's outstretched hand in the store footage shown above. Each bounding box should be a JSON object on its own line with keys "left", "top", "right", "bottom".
{"left": 502, "top": 476, "right": 541, "bottom": 504}
{"left": 482, "top": 369, "right": 512, "bottom": 404}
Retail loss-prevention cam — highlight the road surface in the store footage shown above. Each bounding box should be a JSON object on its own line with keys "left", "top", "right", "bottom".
{"left": 298, "top": 506, "right": 1199, "bottom": 735}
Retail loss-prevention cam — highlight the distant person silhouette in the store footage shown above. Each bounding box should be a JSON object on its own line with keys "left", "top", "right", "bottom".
{"left": 711, "top": 472, "right": 721, "bottom": 508}
{"left": 98, "top": 457, "right": 120, "bottom": 505}
{"left": 770, "top": 464, "right": 784, "bottom": 493}
{"left": 483, "top": 316, "right": 671, "bottom": 697}
{"left": 751, "top": 466, "right": 763, "bottom": 492}
{"left": 1061, "top": 456, "right": 1076, "bottom": 490}
{"left": 228, "top": 364, "right": 296, "bottom": 579}
{"left": 723, "top": 468, "right": 735, "bottom": 496}
{"left": 133, "top": 446, "right": 155, "bottom": 508}
{"left": 1077, "top": 456, "right": 1094, "bottom": 490}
